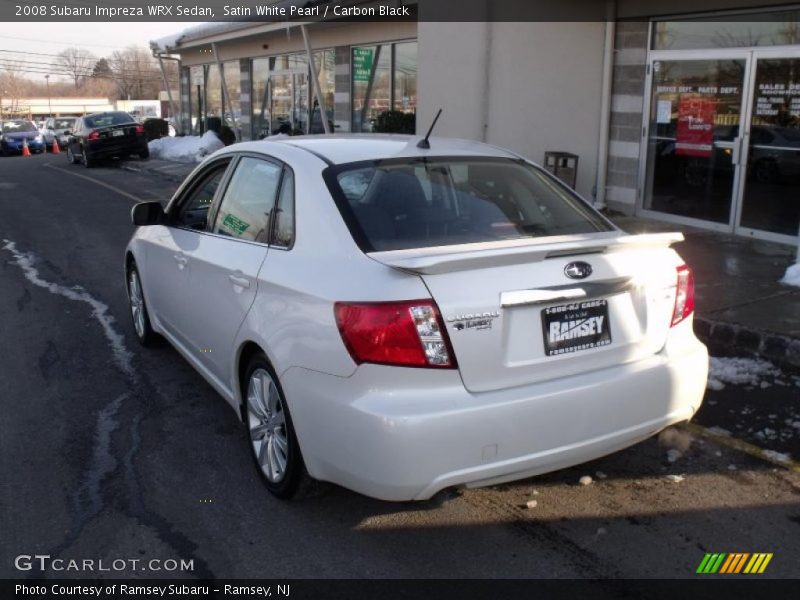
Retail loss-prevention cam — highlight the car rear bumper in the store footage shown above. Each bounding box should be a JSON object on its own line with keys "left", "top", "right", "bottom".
{"left": 86, "top": 139, "right": 147, "bottom": 157}
{"left": 282, "top": 339, "right": 708, "bottom": 501}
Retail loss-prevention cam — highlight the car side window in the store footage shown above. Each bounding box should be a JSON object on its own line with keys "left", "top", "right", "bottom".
{"left": 272, "top": 169, "right": 294, "bottom": 248}
{"left": 213, "top": 157, "right": 282, "bottom": 243}
{"left": 173, "top": 165, "right": 228, "bottom": 231}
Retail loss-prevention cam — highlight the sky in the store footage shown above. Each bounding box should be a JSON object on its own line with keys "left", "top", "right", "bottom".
{"left": 0, "top": 22, "right": 191, "bottom": 82}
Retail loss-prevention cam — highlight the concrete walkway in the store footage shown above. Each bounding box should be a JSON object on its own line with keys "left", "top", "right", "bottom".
{"left": 126, "top": 158, "right": 800, "bottom": 369}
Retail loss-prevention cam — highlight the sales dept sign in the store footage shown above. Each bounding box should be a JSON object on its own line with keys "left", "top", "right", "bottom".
{"left": 353, "top": 48, "right": 374, "bottom": 83}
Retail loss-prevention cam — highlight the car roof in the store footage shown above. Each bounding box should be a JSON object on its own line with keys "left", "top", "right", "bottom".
{"left": 231, "top": 134, "right": 521, "bottom": 165}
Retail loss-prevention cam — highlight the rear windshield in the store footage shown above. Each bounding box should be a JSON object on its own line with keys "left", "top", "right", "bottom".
{"left": 2, "top": 120, "right": 37, "bottom": 132}
{"left": 84, "top": 113, "right": 134, "bottom": 128}
{"left": 324, "top": 157, "right": 613, "bottom": 252}
{"left": 53, "top": 118, "right": 75, "bottom": 129}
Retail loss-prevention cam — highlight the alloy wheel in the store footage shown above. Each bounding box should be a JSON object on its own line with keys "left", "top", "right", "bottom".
{"left": 128, "top": 270, "right": 146, "bottom": 339}
{"left": 247, "top": 368, "right": 289, "bottom": 483}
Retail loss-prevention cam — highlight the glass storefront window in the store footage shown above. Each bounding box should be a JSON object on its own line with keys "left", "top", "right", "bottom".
{"left": 188, "top": 66, "right": 203, "bottom": 134}
{"left": 251, "top": 50, "right": 337, "bottom": 138}
{"left": 312, "top": 49, "right": 335, "bottom": 133}
{"left": 223, "top": 60, "right": 241, "bottom": 135}
{"left": 739, "top": 57, "right": 800, "bottom": 237}
{"left": 352, "top": 44, "right": 392, "bottom": 132}
{"left": 252, "top": 57, "right": 271, "bottom": 139}
{"left": 205, "top": 64, "right": 223, "bottom": 127}
{"left": 352, "top": 41, "right": 417, "bottom": 132}
{"left": 653, "top": 14, "right": 800, "bottom": 50}
{"left": 394, "top": 42, "right": 417, "bottom": 113}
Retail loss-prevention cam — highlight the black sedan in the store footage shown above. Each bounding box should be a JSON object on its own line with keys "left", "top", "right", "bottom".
{"left": 66, "top": 111, "right": 149, "bottom": 168}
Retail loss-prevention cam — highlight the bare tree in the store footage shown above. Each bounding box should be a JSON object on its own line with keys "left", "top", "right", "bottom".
{"left": 108, "top": 46, "right": 161, "bottom": 100}
{"left": 57, "top": 47, "right": 97, "bottom": 88}
{"left": 1, "top": 62, "right": 31, "bottom": 117}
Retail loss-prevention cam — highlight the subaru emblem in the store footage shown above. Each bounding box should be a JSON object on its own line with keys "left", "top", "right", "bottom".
{"left": 564, "top": 261, "right": 592, "bottom": 280}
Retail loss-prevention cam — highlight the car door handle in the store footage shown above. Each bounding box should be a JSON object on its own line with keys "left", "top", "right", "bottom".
{"left": 173, "top": 254, "right": 188, "bottom": 269}
{"left": 228, "top": 274, "right": 251, "bottom": 289}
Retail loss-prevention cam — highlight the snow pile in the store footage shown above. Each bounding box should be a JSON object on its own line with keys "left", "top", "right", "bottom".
{"left": 707, "top": 357, "right": 781, "bottom": 390}
{"left": 148, "top": 131, "right": 224, "bottom": 163}
{"left": 780, "top": 263, "right": 800, "bottom": 287}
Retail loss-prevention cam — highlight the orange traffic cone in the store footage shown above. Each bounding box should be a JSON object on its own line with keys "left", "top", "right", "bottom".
{"left": 51, "top": 138, "right": 61, "bottom": 154}
{"left": 21, "top": 139, "right": 31, "bottom": 157}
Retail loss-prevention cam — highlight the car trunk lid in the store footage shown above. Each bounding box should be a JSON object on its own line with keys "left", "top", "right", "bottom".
{"left": 370, "top": 232, "right": 684, "bottom": 392}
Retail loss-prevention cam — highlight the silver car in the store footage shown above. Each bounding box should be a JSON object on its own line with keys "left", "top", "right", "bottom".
{"left": 43, "top": 117, "right": 76, "bottom": 149}
{"left": 125, "top": 135, "right": 708, "bottom": 501}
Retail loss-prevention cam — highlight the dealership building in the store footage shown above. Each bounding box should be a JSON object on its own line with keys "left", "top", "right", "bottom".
{"left": 152, "top": 0, "right": 800, "bottom": 249}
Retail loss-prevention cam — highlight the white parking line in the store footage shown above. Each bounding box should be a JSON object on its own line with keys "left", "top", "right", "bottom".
{"left": 45, "top": 163, "right": 144, "bottom": 203}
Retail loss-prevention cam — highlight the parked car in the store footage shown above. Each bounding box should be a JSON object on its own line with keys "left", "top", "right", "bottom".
{"left": 65, "top": 111, "right": 149, "bottom": 167}
{"left": 125, "top": 135, "right": 708, "bottom": 501}
{"left": 43, "top": 117, "right": 76, "bottom": 150}
{"left": 0, "top": 119, "right": 46, "bottom": 155}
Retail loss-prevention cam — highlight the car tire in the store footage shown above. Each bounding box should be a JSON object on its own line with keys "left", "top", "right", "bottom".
{"left": 127, "top": 264, "right": 157, "bottom": 347}
{"left": 243, "top": 355, "right": 312, "bottom": 499}
{"left": 139, "top": 148, "right": 150, "bottom": 160}
{"left": 83, "top": 148, "right": 94, "bottom": 168}
{"left": 67, "top": 146, "right": 78, "bottom": 165}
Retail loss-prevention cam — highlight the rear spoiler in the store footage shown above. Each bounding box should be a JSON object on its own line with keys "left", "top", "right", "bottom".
{"left": 368, "top": 232, "right": 685, "bottom": 275}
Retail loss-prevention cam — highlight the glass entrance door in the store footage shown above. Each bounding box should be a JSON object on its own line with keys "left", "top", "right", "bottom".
{"left": 642, "top": 56, "right": 748, "bottom": 227}
{"left": 736, "top": 54, "right": 800, "bottom": 242}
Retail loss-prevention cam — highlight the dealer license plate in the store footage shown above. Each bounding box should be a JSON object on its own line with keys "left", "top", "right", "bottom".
{"left": 541, "top": 299, "right": 612, "bottom": 356}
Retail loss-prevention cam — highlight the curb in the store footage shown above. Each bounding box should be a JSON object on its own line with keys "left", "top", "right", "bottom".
{"left": 679, "top": 422, "right": 800, "bottom": 473}
{"left": 695, "top": 316, "right": 800, "bottom": 372}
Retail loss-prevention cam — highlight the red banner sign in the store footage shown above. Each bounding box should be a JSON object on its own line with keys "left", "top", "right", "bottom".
{"left": 676, "top": 95, "right": 717, "bottom": 157}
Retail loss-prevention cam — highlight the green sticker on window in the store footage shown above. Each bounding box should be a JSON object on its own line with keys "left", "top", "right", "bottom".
{"left": 222, "top": 213, "right": 250, "bottom": 236}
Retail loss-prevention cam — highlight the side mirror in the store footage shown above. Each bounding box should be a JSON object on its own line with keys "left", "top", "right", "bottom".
{"left": 131, "top": 201, "right": 166, "bottom": 226}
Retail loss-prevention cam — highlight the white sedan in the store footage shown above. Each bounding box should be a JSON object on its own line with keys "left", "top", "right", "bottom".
{"left": 125, "top": 135, "right": 708, "bottom": 501}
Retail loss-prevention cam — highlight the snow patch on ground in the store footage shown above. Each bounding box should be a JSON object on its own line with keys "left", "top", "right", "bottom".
{"left": 780, "top": 262, "right": 800, "bottom": 287}
{"left": 1, "top": 239, "right": 134, "bottom": 378}
{"left": 762, "top": 449, "right": 792, "bottom": 464}
{"left": 706, "top": 356, "right": 782, "bottom": 390}
{"left": 148, "top": 131, "right": 225, "bottom": 163}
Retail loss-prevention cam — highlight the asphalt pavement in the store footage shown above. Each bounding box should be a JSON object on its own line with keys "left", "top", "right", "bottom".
{"left": 1, "top": 152, "right": 799, "bottom": 581}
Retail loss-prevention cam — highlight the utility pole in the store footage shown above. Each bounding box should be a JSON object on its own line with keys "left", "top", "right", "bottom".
{"left": 45, "top": 75, "right": 52, "bottom": 118}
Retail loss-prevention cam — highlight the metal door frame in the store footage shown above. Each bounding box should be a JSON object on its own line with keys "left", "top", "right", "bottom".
{"left": 732, "top": 47, "right": 800, "bottom": 246}
{"left": 639, "top": 46, "right": 800, "bottom": 246}
{"left": 637, "top": 48, "right": 753, "bottom": 234}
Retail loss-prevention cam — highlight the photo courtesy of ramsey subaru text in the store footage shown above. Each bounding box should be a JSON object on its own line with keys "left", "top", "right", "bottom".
{"left": 125, "top": 135, "right": 708, "bottom": 501}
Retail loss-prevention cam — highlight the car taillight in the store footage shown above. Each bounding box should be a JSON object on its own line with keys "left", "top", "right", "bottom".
{"left": 334, "top": 300, "right": 456, "bottom": 368}
{"left": 87, "top": 130, "right": 100, "bottom": 141}
{"left": 134, "top": 124, "right": 144, "bottom": 135}
{"left": 671, "top": 264, "right": 695, "bottom": 327}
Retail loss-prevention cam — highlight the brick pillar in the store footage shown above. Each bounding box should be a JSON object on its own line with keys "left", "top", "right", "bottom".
{"left": 179, "top": 66, "right": 192, "bottom": 135}
{"left": 238, "top": 58, "right": 252, "bottom": 141}
{"left": 605, "top": 21, "right": 649, "bottom": 215}
{"left": 334, "top": 45, "right": 351, "bottom": 132}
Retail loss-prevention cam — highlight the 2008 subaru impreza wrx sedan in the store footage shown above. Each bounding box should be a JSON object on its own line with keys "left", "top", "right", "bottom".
{"left": 125, "top": 135, "right": 708, "bottom": 501}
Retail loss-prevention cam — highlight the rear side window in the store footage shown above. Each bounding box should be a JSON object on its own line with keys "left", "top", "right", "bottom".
{"left": 325, "top": 157, "right": 613, "bottom": 252}
{"left": 84, "top": 112, "right": 134, "bottom": 128}
{"left": 272, "top": 170, "right": 294, "bottom": 248}
{"left": 213, "top": 157, "right": 282, "bottom": 243}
